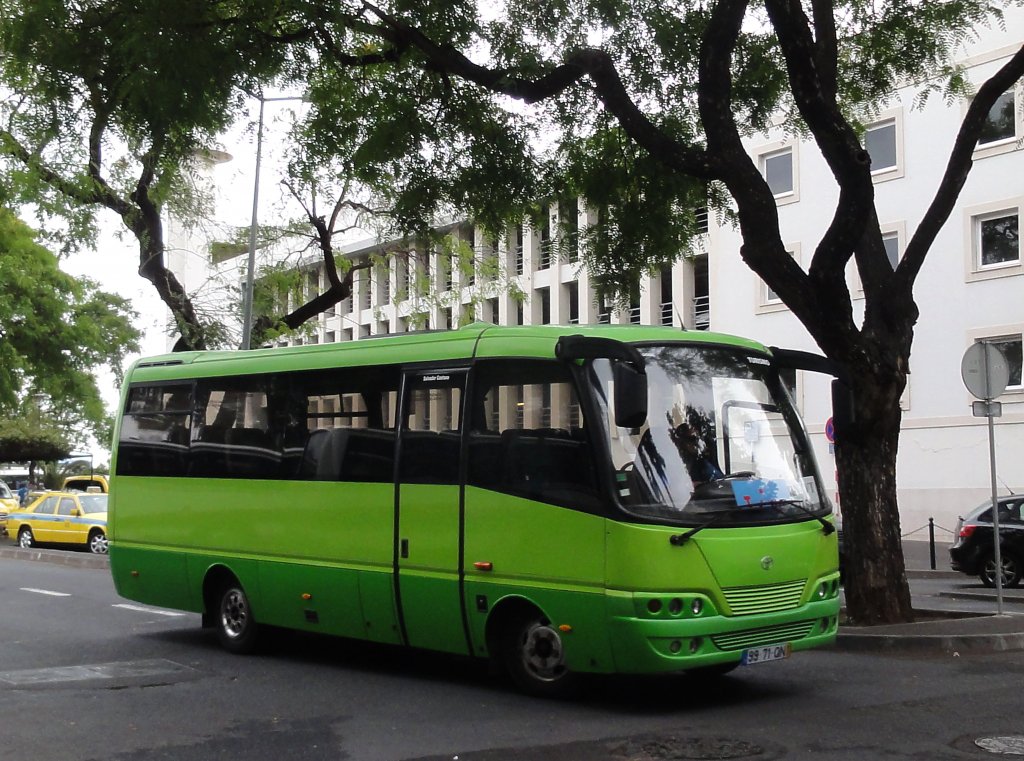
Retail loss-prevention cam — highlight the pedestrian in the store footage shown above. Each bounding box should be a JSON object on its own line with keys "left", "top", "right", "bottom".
{"left": 16, "top": 481, "right": 28, "bottom": 505}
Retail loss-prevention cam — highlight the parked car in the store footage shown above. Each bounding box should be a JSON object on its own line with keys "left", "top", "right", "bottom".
{"left": 61, "top": 474, "right": 109, "bottom": 493}
{"left": 0, "top": 481, "right": 17, "bottom": 536}
{"left": 949, "top": 495, "right": 1024, "bottom": 587}
{"left": 7, "top": 491, "right": 108, "bottom": 554}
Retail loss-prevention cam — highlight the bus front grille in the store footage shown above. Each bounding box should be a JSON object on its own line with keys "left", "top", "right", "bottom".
{"left": 722, "top": 579, "right": 807, "bottom": 615}
{"left": 711, "top": 620, "right": 816, "bottom": 651}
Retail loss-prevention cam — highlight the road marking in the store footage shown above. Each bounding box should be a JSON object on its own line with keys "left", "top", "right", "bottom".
{"left": 112, "top": 603, "right": 187, "bottom": 617}
{"left": 20, "top": 588, "right": 71, "bottom": 597}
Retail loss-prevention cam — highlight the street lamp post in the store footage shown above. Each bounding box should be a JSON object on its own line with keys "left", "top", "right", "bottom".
{"left": 240, "top": 94, "right": 305, "bottom": 351}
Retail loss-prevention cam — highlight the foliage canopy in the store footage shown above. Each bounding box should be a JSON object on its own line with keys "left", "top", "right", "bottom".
{"left": 0, "top": 207, "right": 140, "bottom": 450}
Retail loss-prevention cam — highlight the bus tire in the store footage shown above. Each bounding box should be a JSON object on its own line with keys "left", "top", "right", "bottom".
{"left": 18, "top": 527, "right": 34, "bottom": 549}
{"left": 215, "top": 580, "right": 261, "bottom": 654}
{"left": 500, "top": 610, "right": 576, "bottom": 698}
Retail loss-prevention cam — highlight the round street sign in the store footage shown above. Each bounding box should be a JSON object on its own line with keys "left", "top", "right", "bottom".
{"left": 824, "top": 417, "right": 835, "bottom": 443}
{"left": 961, "top": 342, "right": 1010, "bottom": 400}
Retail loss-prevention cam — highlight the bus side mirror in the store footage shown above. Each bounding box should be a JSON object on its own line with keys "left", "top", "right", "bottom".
{"left": 614, "top": 362, "right": 648, "bottom": 429}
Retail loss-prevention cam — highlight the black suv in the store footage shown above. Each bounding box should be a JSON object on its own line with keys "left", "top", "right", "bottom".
{"left": 949, "top": 496, "right": 1024, "bottom": 587}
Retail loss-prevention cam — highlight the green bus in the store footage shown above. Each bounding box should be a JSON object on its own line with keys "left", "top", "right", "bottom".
{"left": 109, "top": 324, "right": 840, "bottom": 695}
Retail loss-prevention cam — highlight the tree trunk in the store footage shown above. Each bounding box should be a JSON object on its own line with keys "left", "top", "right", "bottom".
{"left": 835, "top": 372, "right": 914, "bottom": 624}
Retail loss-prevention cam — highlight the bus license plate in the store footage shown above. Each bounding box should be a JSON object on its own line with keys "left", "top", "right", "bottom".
{"left": 741, "top": 642, "right": 791, "bottom": 666}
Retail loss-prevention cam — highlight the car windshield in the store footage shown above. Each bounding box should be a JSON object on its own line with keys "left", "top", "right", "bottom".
{"left": 78, "top": 495, "right": 108, "bottom": 514}
{"left": 587, "top": 344, "right": 828, "bottom": 526}
{"left": 0, "top": 483, "right": 11, "bottom": 499}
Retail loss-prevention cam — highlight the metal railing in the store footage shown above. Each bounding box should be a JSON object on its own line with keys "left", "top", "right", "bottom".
{"left": 693, "top": 294, "right": 710, "bottom": 330}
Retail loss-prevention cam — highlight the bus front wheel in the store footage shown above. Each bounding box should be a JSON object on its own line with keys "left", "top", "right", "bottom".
{"left": 215, "top": 581, "right": 261, "bottom": 654}
{"left": 501, "top": 611, "right": 576, "bottom": 697}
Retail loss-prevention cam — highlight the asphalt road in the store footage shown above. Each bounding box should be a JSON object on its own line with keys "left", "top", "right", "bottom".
{"left": 3, "top": 555, "right": 1024, "bottom": 761}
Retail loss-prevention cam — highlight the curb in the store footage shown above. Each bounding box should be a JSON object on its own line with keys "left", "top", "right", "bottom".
{"left": 0, "top": 545, "right": 109, "bottom": 570}
{"left": 939, "top": 590, "right": 1024, "bottom": 605}
{"left": 906, "top": 569, "right": 962, "bottom": 580}
{"left": 836, "top": 612, "right": 1024, "bottom": 653}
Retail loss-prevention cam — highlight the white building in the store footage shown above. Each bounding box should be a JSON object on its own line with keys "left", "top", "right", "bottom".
{"left": 167, "top": 14, "right": 1024, "bottom": 539}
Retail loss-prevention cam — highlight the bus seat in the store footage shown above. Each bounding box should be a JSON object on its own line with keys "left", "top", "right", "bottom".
{"left": 297, "top": 429, "right": 330, "bottom": 479}
{"left": 314, "top": 428, "right": 351, "bottom": 481}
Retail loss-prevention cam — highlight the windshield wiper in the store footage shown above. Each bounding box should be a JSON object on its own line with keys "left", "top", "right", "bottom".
{"left": 668, "top": 500, "right": 835, "bottom": 546}
{"left": 755, "top": 499, "right": 836, "bottom": 535}
{"left": 669, "top": 513, "right": 729, "bottom": 546}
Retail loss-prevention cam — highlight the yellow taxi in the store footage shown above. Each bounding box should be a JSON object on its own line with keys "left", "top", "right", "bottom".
{"left": 0, "top": 481, "right": 18, "bottom": 537}
{"left": 8, "top": 491, "right": 108, "bottom": 554}
{"left": 62, "top": 475, "right": 109, "bottom": 493}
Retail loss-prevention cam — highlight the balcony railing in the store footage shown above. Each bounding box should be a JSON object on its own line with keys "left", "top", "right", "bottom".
{"left": 693, "top": 294, "right": 710, "bottom": 330}
{"left": 661, "top": 301, "right": 673, "bottom": 326}
{"left": 538, "top": 239, "right": 556, "bottom": 269}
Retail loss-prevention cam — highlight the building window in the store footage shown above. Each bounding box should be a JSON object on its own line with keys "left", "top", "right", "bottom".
{"left": 660, "top": 266, "right": 673, "bottom": 326}
{"left": 565, "top": 281, "right": 579, "bottom": 325}
{"left": 980, "top": 90, "right": 1016, "bottom": 146}
{"left": 757, "top": 246, "right": 799, "bottom": 313}
{"left": 976, "top": 210, "right": 1020, "bottom": 269}
{"left": 865, "top": 118, "right": 898, "bottom": 176}
{"left": 559, "top": 198, "right": 579, "bottom": 262}
{"left": 535, "top": 287, "right": 551, "bottom": 324}
{"left": 883, "top": 231, "right": 900, "bottom": 270}
{"left": 514, "top": 224, "right": 525, "bottom": 275}
{"left": 761, "top": 147, "right": 794, "bottom": 198}
{"left": 487, "top": 297, "right": 500, "bottom": 324}
{"left": 538, "top": 215, "right": 552, "bottom": 270}
{"left": 360, "top": 270, "right": 372, "bottom": 310}
{"left": 980, "top": 336, "right": 1023, "bottom": 389}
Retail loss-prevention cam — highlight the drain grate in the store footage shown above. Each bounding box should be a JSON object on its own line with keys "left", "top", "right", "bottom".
{"left": 977, "top": 737, "right": 1024, "bottom": 755}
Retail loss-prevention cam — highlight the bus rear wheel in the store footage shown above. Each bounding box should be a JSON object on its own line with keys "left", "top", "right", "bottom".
{"left": 501, "top": 611, "right": 576, "bottom": 697}
{"left": 215, "top": 581, "right": 261, "bottom": 654}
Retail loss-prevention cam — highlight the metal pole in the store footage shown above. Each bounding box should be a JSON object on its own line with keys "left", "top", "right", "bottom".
{"left": 240, "top": 96, "right": 266, "bottom": 351}
{"left": 984, "top": 342, "right": 1004, "bottom": 615}
{"left": 928, "top": 517, "right": 935, "bottom": 570}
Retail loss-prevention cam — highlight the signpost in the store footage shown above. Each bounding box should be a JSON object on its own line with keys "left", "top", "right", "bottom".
{"left": 961, "top": 341, "right": 1009, "bottom": 614}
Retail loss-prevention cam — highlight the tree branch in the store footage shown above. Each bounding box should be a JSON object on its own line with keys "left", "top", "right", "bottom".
{"left": 899, "top": 44, "right": 1024, "bottom": 292}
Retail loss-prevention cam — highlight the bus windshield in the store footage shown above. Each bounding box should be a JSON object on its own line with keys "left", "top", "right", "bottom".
{"left": 588, "top": 344, "right": 828, "bottom": 526}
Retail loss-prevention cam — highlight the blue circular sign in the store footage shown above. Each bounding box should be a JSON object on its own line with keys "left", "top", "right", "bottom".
{"left": 824, "top": 417, "right": 835, "bottom": 443}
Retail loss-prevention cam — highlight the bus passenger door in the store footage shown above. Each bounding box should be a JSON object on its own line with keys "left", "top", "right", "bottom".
{"left": 395, "top": 369, "right": 470, "bottom": 654}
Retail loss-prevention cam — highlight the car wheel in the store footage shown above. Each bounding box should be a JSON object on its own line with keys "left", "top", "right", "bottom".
{"left": 500, "top": 610, "right": 576, "bottom": 697}
{"left": 215, "top": 580, "right": 261, "bottom": 654}
{"left": 17, "top": 527, "right": 34, "bottom": 549}
{"left": 980, "top": 552, "right": 1023, "bottom": 588}
{"left": 87, "top": 530, "right": 108, "bottom": 555}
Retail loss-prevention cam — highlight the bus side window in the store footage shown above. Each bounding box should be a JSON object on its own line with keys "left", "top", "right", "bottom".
{"left": 191, "top": 379, "right": 281, "bottom": 479}
{"left": 116, "top": 383, "right": 193, "bottom": 478}
{"left": 399, "top": 379, "right": 464, "bottom": 485}
{"left": 289, "top": 365, "right": 400, "bottom": 483}
{"left": 467, "top": 360, "right": 600, "bottom": 511}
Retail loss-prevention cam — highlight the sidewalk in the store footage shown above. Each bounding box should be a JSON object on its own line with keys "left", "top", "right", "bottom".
{"left": 835, "top": 539, "right": 1024, "bottom": 653}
